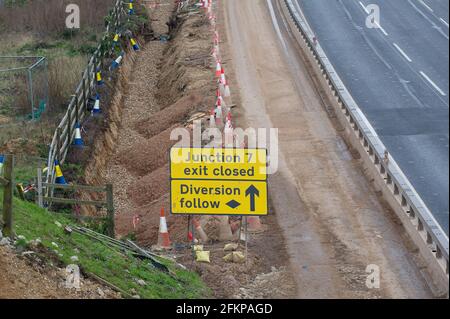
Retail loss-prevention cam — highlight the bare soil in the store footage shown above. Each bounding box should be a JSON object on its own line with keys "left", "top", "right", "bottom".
{"left": 0, "top": 245, "right": 118, "bottom": 299}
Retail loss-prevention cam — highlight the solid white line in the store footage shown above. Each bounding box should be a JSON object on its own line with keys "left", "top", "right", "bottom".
{"left": 359, "top": 1, "right": 389, "bottom": 36}
{"left": 359, "top": 1, "right": 369, "bottom": 14}
{"left": 420, "top": 71, "right": 447, "bottom": 96}
{"left": 440, "top": 18, "right": 449, "bottom": 28}
{"left": 418, "top": 0, "right": 434, "bottom": 12}
{"left": 393, "top": 43, "right": 413, "bottom": 62}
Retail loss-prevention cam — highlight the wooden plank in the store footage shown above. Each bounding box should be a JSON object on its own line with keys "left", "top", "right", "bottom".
{"left": 56, "top": 127, "right": 62, "bottom": 162}
{"left": 1, "top": 155, "right": 14, "bottom": 237}
{"left": 106, "top": 184, "right": 115, "bottom": 238}
{"left": 67, "top": 104, "right": 72, "bottom": 147}
{"left": 43, "top": 197, "right": 107, "bottom": 207}
{"left": 43, "top": 183, "right": 108, "bottom": 192}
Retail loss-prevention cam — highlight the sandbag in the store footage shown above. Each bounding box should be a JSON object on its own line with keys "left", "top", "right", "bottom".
{"left": 196, "top": 250, "right": 210, "bottom": 263}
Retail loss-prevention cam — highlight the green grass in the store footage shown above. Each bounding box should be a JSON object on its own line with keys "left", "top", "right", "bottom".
{"left": 0, "top": 192, "right": 211, "bottom": 299}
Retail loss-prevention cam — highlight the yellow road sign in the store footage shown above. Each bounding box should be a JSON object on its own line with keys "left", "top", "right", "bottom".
{"left": 171, "top": 180, "right": 268, "bottom": 216}
{"left": 170, "top": 147, "right": 268, "bottom": 216}
{"left": 170, "top": 147, "right": 267, "bottom": 181}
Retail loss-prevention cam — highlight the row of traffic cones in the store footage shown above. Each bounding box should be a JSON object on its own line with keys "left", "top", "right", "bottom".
{"left": 207, "top": 0, "right": 264, "bottom": 234}
{"left": 70, "top": 22, "right": 143, "bottom": 151}
{"left": 153, "top": 0, "right": 263, "bottom": 250}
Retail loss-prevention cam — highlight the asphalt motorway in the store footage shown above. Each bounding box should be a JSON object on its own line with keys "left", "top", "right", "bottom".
{"left": 295, "top": 0, "right": 449, "bottom": 234}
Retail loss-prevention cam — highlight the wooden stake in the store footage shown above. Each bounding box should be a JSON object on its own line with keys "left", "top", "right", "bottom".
{"left": 1, "top": 155, "right": 14, "bottom": 237}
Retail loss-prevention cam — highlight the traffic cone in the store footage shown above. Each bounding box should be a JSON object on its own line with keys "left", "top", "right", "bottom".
{"left": 0, "top": 154, "right": 4, "bottom": 174}
{"left": 128, "top": 0, "right": 134, "bottom": 15}
{"left": 215, "top": 61, "right": 222, "bottom": 78}
{"left": 215, "top": 99, "right": 223, "bottom": 127}
{"left": 54, "top": 160, "right": 67, "bottom": 185}
{"left": 218, "top": 216, "right": 234, "bottom": 241}
{"left": 224, "top": 119, "right": 234, "bottom": 147}
{"left": 157, "top": 207, "right": 171, "bottom": 249}
{"left": 246, "top": 216, "right": 265, "bottom": 233}
{"left": 224, "top": 79, "right": 231, "bottom": 98}
{"left": 96, "top": 68, "right": 104, "bottom": 86}
{"left": 92, "top": 94, "right": 101, "bottom": 115}
{"left": 130, "top": 38, "right": 140, "bottom": 51}
{"left": 209, "top": 109, "right": 216, "bottom": 128}
{"left": 220, "top": 66, "right": 226, "bottom": 84}
{"left": 73, "top": 123, "right": 84, "bottom": 147}
{"left": 111, "top": 52, "right": 124, "bottom": 70}
{"left": 112, "top": 33, "right": 120, "bottom": 47}
{"left": 193, "top": 218, "right": 209, "bottom": 243}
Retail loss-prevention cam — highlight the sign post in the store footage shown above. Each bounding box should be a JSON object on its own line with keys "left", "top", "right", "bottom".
{"left": 170, "top": 147, "right": 268, "bottom": 216}
{"left": 170, "top": 147, "right": 268, "bottom": 263}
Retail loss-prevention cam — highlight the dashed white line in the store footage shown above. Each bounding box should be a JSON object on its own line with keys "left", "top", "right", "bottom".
{"left": 418, "top": 0, "right": 433, "bottom": 12}
{"left": 440, "top": 18, "right": 449, "bottom": 28}
{"left": 420, "top": 71, "right": 447, "bottom": 96}
{"left": 359, "top": 1, "right": 389, "bottom": 36}
{"left": 393, "top": 43, "right": 413, "bottom": 62}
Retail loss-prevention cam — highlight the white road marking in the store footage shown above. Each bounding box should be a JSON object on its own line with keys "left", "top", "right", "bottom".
{"left": 359, "top": 1, "right": 389, "bottom": 36}
{"left": 420, "top": 71, "right": 447, "bottom": 96}
{"left": 359, "top": 1, "right": 370, "bottom": 14}
{"left": 440, "top": 18, "right": 449, "bottom": 28}
{"left": 393, "top": 43, "right": 413, "bottom": 62}
{"left": 418, "top": 0, "right": 433, "bottom": 12}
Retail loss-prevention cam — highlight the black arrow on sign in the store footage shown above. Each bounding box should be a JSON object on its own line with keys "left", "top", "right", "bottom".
{"left": 245, "top": 185, "right": 260, "bottom": 212}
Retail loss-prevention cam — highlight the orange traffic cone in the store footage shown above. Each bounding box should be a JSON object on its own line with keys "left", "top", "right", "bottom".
{"left": 157, "top": 208, "right": 171, "bottom": 249}
{"left": 246, "top": 216, "right": 265, "bottom": 233}
{"left": 218, "top": 216, "right": 234, "bottom": 241}
{"left": 193, "top": 218, "right": 209, "bottom": 243}
{"left": 215, "top": 61, "right": 222, "bottom": 78}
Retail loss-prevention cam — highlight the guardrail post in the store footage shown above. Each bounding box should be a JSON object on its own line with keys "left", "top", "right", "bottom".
{"left": 1, "top": 155, "right": 14, "bottom": 237}
{"left": 106, "top": 184, "right": 115, "bottom": 238}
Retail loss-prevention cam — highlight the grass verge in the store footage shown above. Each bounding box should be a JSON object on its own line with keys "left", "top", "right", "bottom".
{"left": 0, "top": 192, "right": 211, "bottom": 299}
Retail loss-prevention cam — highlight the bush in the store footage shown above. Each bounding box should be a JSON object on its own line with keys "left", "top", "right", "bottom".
{"left": 48, "top": 55, "right": 85, "bottom": 111}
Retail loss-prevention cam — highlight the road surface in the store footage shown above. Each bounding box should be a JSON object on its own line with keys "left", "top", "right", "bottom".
{"left": 295, "top": 0, "right": 449, "bottom": 234}
{"left": 222, "top": 0, "right": 433, "bottom": 298}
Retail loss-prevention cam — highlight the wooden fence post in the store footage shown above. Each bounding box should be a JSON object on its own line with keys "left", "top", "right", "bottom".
{"left": 106, "top": 184, "right": 115, "bottom": 238}
{"left": 37, "top": 167, "right": 44, "bottom": 208}
{"left": 1, "top": 155, "right": 14, "bottom": 237}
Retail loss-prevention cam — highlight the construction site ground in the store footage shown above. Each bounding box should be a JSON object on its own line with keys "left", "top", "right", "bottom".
{"left": 0, "top": 244, "right": 118, "bottom": 299}
{"left": 221, "top": 0, "right": 435, "bottom": 298}
{"left": 79, "top": 0, "right": 437, "bottom": 299}
{"left": 1, "top": 0, "right": 437, "bottom": 299}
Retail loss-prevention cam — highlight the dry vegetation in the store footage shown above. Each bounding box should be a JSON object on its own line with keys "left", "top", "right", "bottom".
{"left": 0, "top": 0, "right": 114, "bottom": 35}
{"left": 0, "top": 0, "right": 116, "bottom": 154}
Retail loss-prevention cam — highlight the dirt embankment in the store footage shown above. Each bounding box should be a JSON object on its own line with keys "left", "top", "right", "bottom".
{"left": 0, "top": 245, "right": 118, "bottom": 299}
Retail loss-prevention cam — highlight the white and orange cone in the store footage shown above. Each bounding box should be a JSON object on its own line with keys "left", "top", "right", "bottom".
{"left": 157, "top": 207, "right": 171, "bottom": 249}
{"left": 215, "top": 61, "right": 222, "bottom": 78}
{"left": 209, "top": 109, "right": 216, "bottom": 128}
{"left": 246, "top": 216, "right": 265, "bottom": 233}
{"left": 193, "top": 218, "right": 209, "bottom": 243}
{"left": 224, "top": 79, "right": 231, "bottom": 98}
{"left": 218, "top": 216, "right": 234, "bottom": 241}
